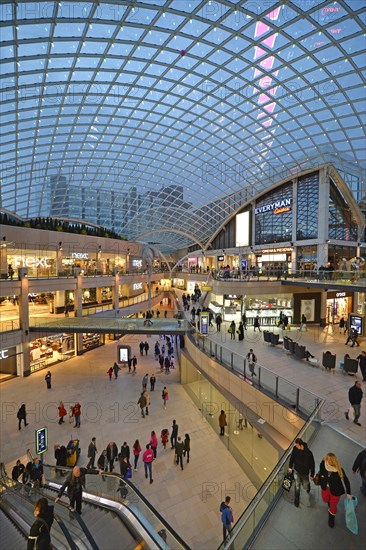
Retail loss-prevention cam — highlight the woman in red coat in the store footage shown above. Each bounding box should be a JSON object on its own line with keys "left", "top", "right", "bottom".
{"left": 150, "top": 431, "right": 158, "bottom": 458}
{"left": 318, "top": 452, "right": 351, "bottom": 527}
{"left": 58, "top": 402, "right": 67, "bottom": 425}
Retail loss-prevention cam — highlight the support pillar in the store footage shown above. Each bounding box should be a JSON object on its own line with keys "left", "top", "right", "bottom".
{"left": 74, "top": 269, "right": 84, "bottom": 353}
{"left": 18, "top": 268, "right": 30, "bottom": 376}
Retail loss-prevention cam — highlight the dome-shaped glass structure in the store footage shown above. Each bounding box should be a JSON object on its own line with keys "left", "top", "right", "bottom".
{"left": 1, "top": 0, "right": 365, "bottom": 252}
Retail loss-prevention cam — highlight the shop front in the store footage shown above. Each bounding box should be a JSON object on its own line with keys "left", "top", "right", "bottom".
{"left": 0, "top": 346, "right": 18, "bottom": 380}
{"left": 245, "top": 294, "right": 293, "bottom": 327}
{"left": 326, "top": 291, "right": 353, "bottom": 325}
{"left": 172, "top": 278, "right": 185, "bottom": 289}
{"left": 30, "top": 333, "right": 76, "bottom": 373}
{"left": 256, "top": 247, "right": 293, "bottom": 276}
{"left": 7, "top": 250, "right": 57, "bottom": 278}
{"left": 81, "top": 333, "right": 104, "bottom": 353}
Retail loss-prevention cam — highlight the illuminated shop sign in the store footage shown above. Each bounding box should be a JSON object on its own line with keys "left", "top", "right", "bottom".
{"left": 218, "top": 255, "right": 224, "bottom": 261}
{"left": 0, "top": 349, "right": 9, "bottom": 359}
{"left": 259, "top": 247, "right": 293, "bottom": 254}
{"left": 132, "top": 259, "right": 142, "bottom": 267}
{"left": 71, "top": 252, "right": 89, "bottom": 260}
{"left": 133, "top": 282, "right": 143, "bottom": 290}
{"left": 13, "top": 256, "right": 52, "bottom": 268}
{"left": 255, "top": 198, "right": 292, "bottom": 215}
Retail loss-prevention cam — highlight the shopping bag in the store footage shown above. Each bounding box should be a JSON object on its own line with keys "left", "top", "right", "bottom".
{"left": 344, "top": 496, "right": 358, "bottom": 535}
{"left": 282, "top": 471, "right": 294, "bottom": 492}
{"left": 124, "top": 467, "right": 132, "bottom": 479}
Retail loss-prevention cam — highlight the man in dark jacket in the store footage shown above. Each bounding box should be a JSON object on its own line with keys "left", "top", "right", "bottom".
{"left": 288, "top": 438, "right": 315, "bottom": 507}
{"left": 345, "top": 381, "right": 363, "bottom": 426}
{"left": 352, "top": 448, "right": 366, "bottom": 496}
{"left": 86, "top": 437, "right": 97, "bottom": 469}
{"left": 12, "top": 459, "right": 25, "bottom": 481}
{"left": 55, "top": 466, "right": 85, "bottom": 514}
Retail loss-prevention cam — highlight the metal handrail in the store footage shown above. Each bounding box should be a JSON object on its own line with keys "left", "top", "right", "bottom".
{"left": 0, "top": 462, "right": 79, "bottom": 550}
{"left": 39, "top": 461, "right": 190, "bottom": 550}
{"left": 220, "top": 398, "right": 324, "bottom": 550}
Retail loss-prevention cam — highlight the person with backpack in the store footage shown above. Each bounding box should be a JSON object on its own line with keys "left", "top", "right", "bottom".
{"left": 220, "top": 496, "right": 233, "bottom": 542}
{"left": 27, "top": 497, "right": 54, "bottom": 550}
{"left": 246, "top": 349, "right": 257, "bottom": 377}
{"left": 352, "top": 447, "right": 366, "bottom": 496}
{"left": 17, "top": 404, "right": 28, "bottom": 430}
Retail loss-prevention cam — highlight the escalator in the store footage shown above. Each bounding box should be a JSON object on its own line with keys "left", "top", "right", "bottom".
{"left": 0, "top": 508, "right": 28, "bottom": 548}
{"left": 1, "top": 458, "right": 189, "bottom": 550}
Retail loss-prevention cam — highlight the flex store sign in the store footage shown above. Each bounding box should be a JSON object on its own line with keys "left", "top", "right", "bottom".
{"left": 13, "top": 256, "right": 52, "bottom": 268}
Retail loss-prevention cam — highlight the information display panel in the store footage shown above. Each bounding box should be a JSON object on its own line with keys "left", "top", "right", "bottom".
{"left": 35, "top": 427, "right": 48, "bottom": 455}
{"left": 200, "top": 313, "right": 209, "bottom": 336}
{"left": 118, "top": 345, "right": 131, "bottom": 363}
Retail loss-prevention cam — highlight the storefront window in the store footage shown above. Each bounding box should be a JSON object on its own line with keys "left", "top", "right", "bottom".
{"left": 329, "top": 179, "right": 358, "bottom": 241}
{"left": 245, "top": 294, "right": 293, "bottom": 326}
{"left": 255, "top": 183, "right": 293, "bottom": 244}
{"left": 297, "top": 246, "right": 317, "bottom": 272}
{"left": 326, "top": 291, "right": 353, "bottom": 325}
{"left": 296, "top": 172, "right": 319, "bottom": 240}
{"left": 7, "top": 250, "right": 57, "bottom": 278}
{"left": 82, "top": 333, "right": 104, "bottom": 352}
{"left": 30, "top": 333, "right": 75, "bottom": 372}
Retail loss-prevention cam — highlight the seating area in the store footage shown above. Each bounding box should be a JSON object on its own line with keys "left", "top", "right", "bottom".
{"left": 283, "top": 336, "right": 318, "bottom": 366}
{"left": 322, "top": 352, "right": 336, "bottom": 371}
{"left": 263, "top": 331, "right": 283, "bottom": 346}
{"left": 339, "top": 356, "right": 359, "bottom": 375}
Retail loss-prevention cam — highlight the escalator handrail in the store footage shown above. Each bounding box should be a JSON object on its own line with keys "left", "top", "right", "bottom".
{"left": 40, "top": 462, "right": 190, "bottom": 550}
{"left": 0, "top": 463, "right": 96, "bottom": 550}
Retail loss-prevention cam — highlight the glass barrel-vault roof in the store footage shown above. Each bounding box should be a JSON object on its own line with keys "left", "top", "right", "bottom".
{"left": 1, "top": 0, "right": 365, "bottom": 252}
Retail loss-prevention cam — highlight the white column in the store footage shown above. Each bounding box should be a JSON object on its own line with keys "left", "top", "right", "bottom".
{"left": 317, "top": 167, "right": 329, "bottom": 267}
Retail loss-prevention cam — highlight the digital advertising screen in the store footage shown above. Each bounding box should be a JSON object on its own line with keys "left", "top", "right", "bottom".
{"left": 118, "top": 345, "right": 130, "bottom": 363}
{"left": 200, "top": 313, "right": 209, "bottom": 336}
{"left": 35, "top": 427, "right": 48, "bottom": 455}
{"left": 349, "top": 314, "right": 363, "bottom": 335}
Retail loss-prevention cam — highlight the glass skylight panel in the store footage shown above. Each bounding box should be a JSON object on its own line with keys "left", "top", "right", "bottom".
{"left": 57, "top": 2, "right": 92, "bottom": 19}
{"left": 87, "top": 23, "right": 116, "bottom": 38}
{"left": 80, "top": 41, "right": 107, "bottom": 54}
{"left": 75, "top": 56, "right": 101, "bottom": 68}
{"left": 155, "top": 12, "right": 186, "bottom": 30}
{"left": 50, "top": 41, "right": 78, "bottom": 54}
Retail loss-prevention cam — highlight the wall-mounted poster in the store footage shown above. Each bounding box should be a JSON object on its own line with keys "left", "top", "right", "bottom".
{"left": 301, "top": 299, "right": 315, "bottom": 322}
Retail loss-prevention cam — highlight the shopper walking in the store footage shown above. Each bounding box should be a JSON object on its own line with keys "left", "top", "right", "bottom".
{"left": 357, "top": 350, "right": 366, "bottom": 381}
{"left": 132, "top": 355, "right": 137, "bottom": 372}
{"left": 318, "top": 453, "right": 351, "bottom": 527}
{"left": 298, "top": 313, "right": 307, "bottom": 332}
{"left": 162, "top": 386, "right": 168, "bottom": 409}
{"left": 120, "top": 442, "right": 130, "bottom": 463}
{"left": 132, "top": 440, "right": 141, "bottom": 471}
{"left": 253, "top": 315, "right": 261, "bottom": 332}
{"left": 97, "top": 449, "right": 108, "bottom": 479}
{"left": 183, "top": 434, "right": 190, "bottom": 463}
{"left": 106, "top": 442, "right": 118, "bottom": 472}
{"left": 161, "top": 429, "right": 169, "bottom": 450}
{"left": 220, "top": 496, "right": 233, "bottom": 542}
{"left": 352, "top": 447, "right": 366, "bottom": 496}
{"left": 228, "top": 320, "right": 236, "bottom": 340}
{"left": 17, "top": 404, "right": 28, "bottom": 430}
{"left": 143, "top": 390, "right": 150, "bottom": 416}
{"left": 142, "top": 373, "right": 149, "bottom": 391}
{"left": 113, "top": 362, "right": 120, "bottom": 379}
{"left": 107, "top": 367, "right": 113, "bottom": 380}
{"left": 57, "top": 402, "right": 67, "bottom": 425}
{"left": 72, "top": 402, "right": 81, "bottom": 428}
{"left": 150, "top": 431, "right": 158, "bottom": 458}
{"left": 45, "top": 371, "right": 52, "bottom": 389}
{"left": 137, "top": 392, "right": 147, "bottom": 418}
{"left": 175, "top": 437, "right": 185, "bottom": 470}
{"left": 144, "top": 341, "right": 149, "bottom": 355}
{"left": 150, "top": 374, "right": 156, "bottom": 391}
{"left": 288, "top": 438, "right": 315, "bottom": 507}
{"left": 215, "top": 313, "right": 222, "bottom": 332}
{"left": 237, "top": 322, "right": 244, "bottom": 341}
{"left": 139, "top": 341, "right": 144, "bottom": 355}
{"left": 170, "top": 420, "right": 178, "bottom": 448}
{"left": 86, "top": 437, "right": 97, "bottom": 469}
{"left": 55, "top": 466, "right": 86, "bottom": 514}
{"left": 219, "top": 410, "right": 227, "bottom": 436}
{"left": 142, "top": 444, "right": 154, "bottom": 484}
{"left": 345, "top": 380, "right": 363, "bottom": 426}
{"left": 246, "top": 349, "right": 257, "bottom": 377}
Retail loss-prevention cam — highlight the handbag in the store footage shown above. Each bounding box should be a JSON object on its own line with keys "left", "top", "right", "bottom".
{"left": 344, "top": 496, "right": 358, "bottom": 535}
{"left": 313, "top": 472, "right": 321, "bottom": 486}
{"left": 282, "top": 471, "right": 294, "bottom": 492}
